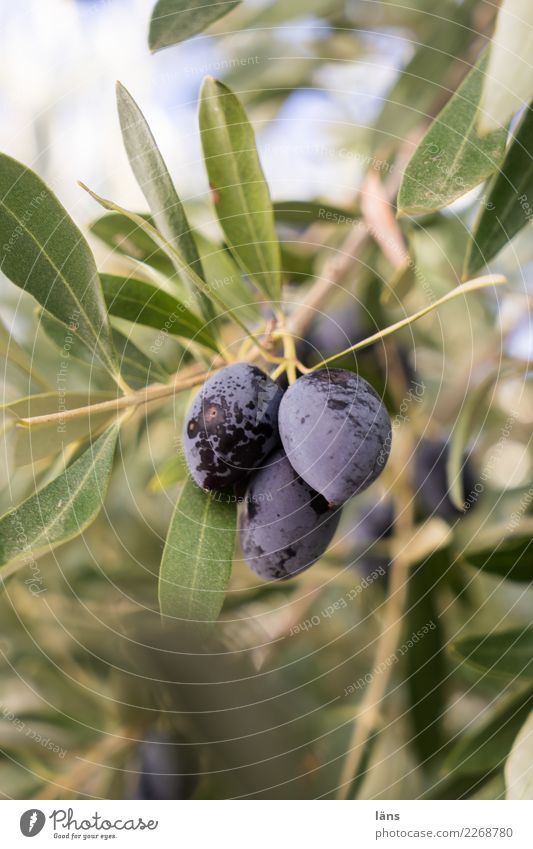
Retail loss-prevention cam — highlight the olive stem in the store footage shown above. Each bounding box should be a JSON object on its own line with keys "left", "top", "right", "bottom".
{"left": 311, "top": 275, "right": 507, "bottom": 371}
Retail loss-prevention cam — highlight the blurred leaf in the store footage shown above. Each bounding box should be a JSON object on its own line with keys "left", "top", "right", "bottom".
{"left": 0, "top": 155, "right": 118, "bottom": 380}
{"left": 147, "top": 452, "right": 187, "bottom": 492}
{"left": 149, "top": 0, "right": 241, "bottom": 53}
{"left": 397, "top": 54, "right": 507, "bottom": 216}
{"left": 479, "top": 0, "right": 533, "bottom": 135}
{"left": 444, "top": 686, "right": 533, "bottom": 776}
{"left": 0, "top": 425, "right": 118, "bottom": 572}
{"left": 504, "top": 710, "right": 533, "bottom": 799}
{"left": 465, "top": 106, "right": 533, "bottom": 276}
{"left": 405, "top": 552, "right": 448, "bottom": 763}
{"left": 116, "top": 82, "right": 215, "bottom": 327}
{"left": 199, "top": 77, "right": 281, "bottom": 300}
{"left": 462, "top": 532, "right": 533, "bottom": 582}
{"left": 89, "top": 211, "right": 175, "bottom": 278}
{"left": 0, "top": 315, "right": 50, "bottom": 389}
{"left": 374, "top": 2, "right": 474, "bottom": 147}
{"left": 451, "top": 629, "right": 533, "bottom": 681}
{"left": 159, "top": 479, "right": 236, "bottom": 625}
{"left": 3, "top": 391, "right": 117, "bottom": 466}
{"left": 37, "top": 308, "right": 168, "bottom": 389}
{"left": 100, "top": 273, "right": 218, "bottom": 352}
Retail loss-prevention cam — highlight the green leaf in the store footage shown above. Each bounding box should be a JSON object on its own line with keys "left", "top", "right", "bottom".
{"left": 479, "top": 0, "right": 533, "bottom": 135}
{"left": 0, "top": 315, "right": 50, "bottom": 389}
{"left": 0, "top": 425, "right": 118, "bottom": 572}
{"left": 397, "top": 53, "right": 507, "bottom": 217}
{"left": 2, "top": 391, "right": 117, "bottom": 466}
{"left": 199, "top": 77, "right": 281, "bottom": 300}
{"left": 149, "top": 0, "right": 241, "bottom": 53}
{"left": 89, "top": 211, "right": 176, "bottom": 279}
{"left": 116, "top": 82, "right": 215, "bottom": 327}
{"left": 194, "top": 233, "right": 261, "bottom": 323}
{"left": 504, "top": 710, "right": 533, "bottom": 799}
{"left": 451, "top": 629, "right": 533, "bottom": 681}
{"left": 0, "top": 154, "right": 118, "bottom": 380}
{"left": 159, "top": 479, "right": 236, "bottom": 625}
{"left": 444, "top": 686, "right": 533, "bottom": 777}
{"left": 465, "top": 106, "right": 533, "bottom": 276}
{"left": 100, "top": 273, "right": 218, "bottom": 352}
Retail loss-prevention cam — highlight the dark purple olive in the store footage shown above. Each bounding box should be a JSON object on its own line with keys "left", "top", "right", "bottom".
{"left": 239, "top": 449, "right": 341, "bottom": 581}
{"left": 183, "top": 363, "right": 283, "bottom": 492}
{"left": 414, "top": 439, "right": 476, "bottom": 521}
{"left": 278, "top": 368, "right": 392, "bottom": 506}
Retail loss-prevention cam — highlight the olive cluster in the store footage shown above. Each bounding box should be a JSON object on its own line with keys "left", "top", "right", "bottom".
{"left": 183, "top": 362, "right": 392, "bottom": 581}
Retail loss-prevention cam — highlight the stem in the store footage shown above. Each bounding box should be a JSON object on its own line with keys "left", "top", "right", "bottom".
{"left": 18, "top": 365, "right": 212, "bottom": 429}
{"left": 312, "top": 275, "right": 506, "bottom": 370}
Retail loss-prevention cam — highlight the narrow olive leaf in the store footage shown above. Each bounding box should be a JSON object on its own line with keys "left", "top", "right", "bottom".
{"left": 504, "top": 710, "right": 533, "bottom": 799}
{"left": 0, "top": 154, "right": 119, "bottom": 381}
{"left": 199, "top": 77, "right": 281, "bottom": 300}
{"left": 479, "top": 0, "right": 533, "bottom": 135}
{"left": 451, "top": 629, "right": 533, "bottom": 681}
{"left": 444, "top": 687, "right": 533, "bottom": 777}
{"left": 0, "top": 425, "right": 118, "bottom": 573}
{"left": 465, "top": 106, "right": 533, "bottom": 276}
{"left": 149, "top": 0, "right": 241, "bottom": 53}
{"left": 397, "top": 54, "right": 508, "bottom": 217}
{"left": 0, "top": 315, "right": 50, "bottom": 389}
{"left": 116, "top": 83, "right": 216, "bottom": 327}
{"left": 159, "top": 479, "right": 236, "bottom": 625}
{"left": 3, "top": 391, "right": 117, "bottom": 466}
{"left": 194, "top": 233, "right": 261, "bottom": 323}
{"left": 90, "top": 211, "right": 176, "bottom": 278}
{"left": 314, "top": 275, "right": 507, "bottom": 368}
{"left": 100, "top": 273, "right": 218, "bottom": 352}
{"left": 81, "top": 183, "right": 265, "bottom": 349}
